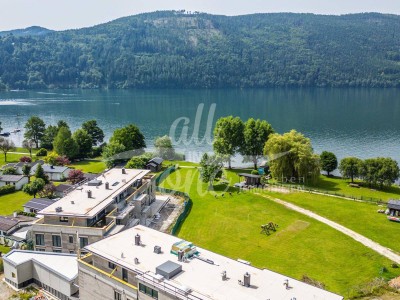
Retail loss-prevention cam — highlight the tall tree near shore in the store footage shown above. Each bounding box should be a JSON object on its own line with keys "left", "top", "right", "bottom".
{"left": 22, "top": 139, "right": 35, "bottom": 158}
{"left": 102, "top": 142, "right": 126, "bottom": 168}
{"left": 265, "top": 130, "right": 320, "bottom": 181}
{"left": 213, "top": 116, "right": 244, "bottom": 169}
{"left": 73, "top": 129, "right": 93, "bottom": 159}
{"left": 41, "top": 125, "right": 59, "bottom": 150}
{"left": 240, "top": 118, "right": 274, "bottom": 170}
{"left": 0, "top": 137, "right": 16, "bottom": 162}
{"left": 110, "top": 124, "right": 146, "bottom": 152}
{"left": 154, "top": 135, "right": 175, "bottom": 160}
{"left": 320, "top": 151, "right": 338, "bottom": 176}
{"left": 82, "top": 120, "right": 104, "bottom": 146}
{"left": 24, "top": 116, "right": 46, "bottom": 148}
{"left": 360, "top": 157, "right": 399, "bottom": 189}
{"left": 57, "top": 120, "right": 70, "bottom": 131}
{"left": 53, "top": 127, "right": 79, "bottom": 159}
{"left": 339, "top": 157, "right": 363, "bottom": 183}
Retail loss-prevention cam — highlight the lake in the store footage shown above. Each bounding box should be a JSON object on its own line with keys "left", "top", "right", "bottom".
{"left": 0, "top": 88, "right": 399, "bottom": 165}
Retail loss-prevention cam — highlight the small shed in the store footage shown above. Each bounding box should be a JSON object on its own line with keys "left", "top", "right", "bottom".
{"left": 239, "top": 173, "right": 262, "bottom": 186}
{"left": 146, "top": 157, "right": 164, "bottom": 172}
{"left": 388, "top": 200, "right": 400, "bottom": 222}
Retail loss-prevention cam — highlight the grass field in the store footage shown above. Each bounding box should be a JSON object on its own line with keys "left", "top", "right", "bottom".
{"left": 159, "top": 167, "right": 400, "bottom": 297}
{"left": 263, "top": 191, "right": 400, "bottom": 253}
{"left": 68, "top": 159, "right": 106, "bottom": 173}
{"left": 0, "top": 244, "right": 11, "bottom": 254}
{"left": 0, "top": 191, "right": 31, "bottom": 215}
{"left": 289, "top": 175, "right": 400, "bottom": 201}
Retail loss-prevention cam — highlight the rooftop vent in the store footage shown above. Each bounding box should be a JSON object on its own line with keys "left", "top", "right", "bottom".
{"left": 71, "top": 201, "right": 75, "bottom": 204}
{"left": 122, "top": 168, "right": 126, "bottom": 174}
{"left": 87, "top": 190, "right": 92, "bottom": 198}
{"left": 221, "top": 271, "right": 227, "bottom": 281}
{"left": 55, "top": 207, "right": 63, "bottom": 212}
{"left": 88, "top": 179, "right": 102, "bottom": 187}
{"left": 134, "top": 257, "right": 139, "bottom": 264}
{"left": 244, "top": 272, "right": 251, "bottom": 287}
{"left": 50, "top": 165, "right": 55, "bottom": 169}
{"left": 156, "top": 261, "right": 182, "bottom": 280}
{"left": 154, "top": 246, "right": 162, "bottom": 254}
{"left": 178, "top": 250, "right": 185, "bottom": 262}
{"left": 105, "top": 182, "right": 109, "bottom": 190}
{"left": 135, "top": 234, "right": 141, "bottom": 246}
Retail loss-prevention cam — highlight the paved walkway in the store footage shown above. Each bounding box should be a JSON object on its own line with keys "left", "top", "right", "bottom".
{"left": 257, "top": 193, "right": 400, "bottom": 264}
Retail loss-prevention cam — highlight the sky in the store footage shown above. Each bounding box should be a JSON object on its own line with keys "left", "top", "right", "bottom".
{"left": 1, "top": 0, "right": 400, "bottom": 31}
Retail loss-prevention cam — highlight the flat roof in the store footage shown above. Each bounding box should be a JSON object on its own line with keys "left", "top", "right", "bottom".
{"left": 39, "top": 168, "right": 150, "bottom": 218}
{"left": 4, "top": 250, "right": 78, "bottom": 281}
{"left": 85, "top": 226, "right": 343, "bottom": 300}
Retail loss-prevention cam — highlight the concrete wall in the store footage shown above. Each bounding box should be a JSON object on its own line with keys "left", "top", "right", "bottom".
{"left": 3, "top": 259, "right": 32, "bottom": 287}
{"left": 79, "top": 261, "right": 137, "bottom": 300}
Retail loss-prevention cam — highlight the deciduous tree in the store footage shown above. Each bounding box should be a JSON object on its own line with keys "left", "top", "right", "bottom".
{"left": 240, "top": 118, "right": 274, "bottom": 170}
{"left": 213, "top": 116, "right": 244, "bottom": 169}
{"left": 22, "top": 178, "right": 45, "bottom": 198}
{"left": 82, "top": 120, "right": 104, "bottom": 146}
{"left": 73, "top": 129, "right": 93, "bottom": 159}
{"left": 24, "top": 116, "right": 46, "bottom": 148}
{"left": 199, "top": 153, "right": 223, "bottom": 189}
{"left": 53, "top": 127, "right": 78, "bottom": 159}
{"left": 154, "top": 135, "right": 175, "bottom": 160}
{"left": 110, "top": 124, "right": 146, "bottom": 152}
{"left": 339, "top": 157, "right": 363, "bottom": 183}
{"left": 0, "top": 137, "right": 16, "bottom": 162}
{"left": 320, "top": 151, "right": 338, "bottom": 176}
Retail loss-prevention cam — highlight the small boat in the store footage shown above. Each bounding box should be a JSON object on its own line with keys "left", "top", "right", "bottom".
{"left": 0, "top": 132, "right": 10, "bottom": 137}
{"left": 12, "top": 129, "right": 21, "bottom": 133}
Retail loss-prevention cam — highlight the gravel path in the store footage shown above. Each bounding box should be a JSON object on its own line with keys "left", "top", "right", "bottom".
{"left": 258, "top": 193, "right": 400, "bottom": 264}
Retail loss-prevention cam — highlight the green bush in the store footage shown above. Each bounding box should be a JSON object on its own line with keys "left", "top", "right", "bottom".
{"left": 36, "top": 148, "right": 48, "bottom": 156}
{"left": 0, "top": 259, "right": 3, "bottom": 273}
{"left": 251, "top": 170, "right": 259, "bottom": 175}
{"left": 0, "top": 185, "right": 15, "bottom": 195}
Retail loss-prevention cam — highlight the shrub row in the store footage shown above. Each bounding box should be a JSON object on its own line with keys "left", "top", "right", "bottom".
{"left": 0, "top": 185, "right": 15, "bottom": 196}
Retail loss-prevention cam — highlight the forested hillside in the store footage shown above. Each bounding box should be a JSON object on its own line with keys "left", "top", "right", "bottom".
{"left": 0, "top": 11, "right": 400, "bottom": 89}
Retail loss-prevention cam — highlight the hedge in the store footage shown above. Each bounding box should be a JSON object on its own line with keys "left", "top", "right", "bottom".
{"left": 0, "top": 185, "right": 15, "bottom": 196}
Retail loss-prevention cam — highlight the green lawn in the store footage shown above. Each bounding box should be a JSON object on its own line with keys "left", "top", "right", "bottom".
{"left": 0, "top": 191, "right": 31, "bottom": 215}
{"left": 290, "top": 175, "right": 400, "bottom": 201}
{"left": 159, "top": 167, "right": 400, "bottom": 297}
{"left": 263, "top": 190, "right": 400, "bottom": 253}
{"left": 0, "top": 244, "right": 11, "bottom": 254}
{"left": 68, "top": 159, "right": 106, "bottom": 174}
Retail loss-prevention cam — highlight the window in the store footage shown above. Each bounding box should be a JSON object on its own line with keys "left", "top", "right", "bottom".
{"left": 139, "top": 283, "right": 158, "bottom": 299}
{"left": 59, "top": 217, "right": 69, "bottom": 223}
{"left": 114, "top": 290, "right": 122, "bottom": 300}
{"left": 108, "top": 262, "right": 116, "bottom": 269}
{"left": 68, "top": 236, "right": 74, "bottom": 243}
{"left": 69, "top": 250, "right": 75, "bottom": 254}
{"left": 36, "top": 248, "right": 45, "bottom": 252}
{"left": 52, "top": 235, "right": 61, "bottom": 247}
{"left": 35, "top": 234, "right": 45, "bottom": 246}
{"left": 11, "top": 272, "right": 16, "bottom": 278}
{"left": 53, "top": 249, "right": 61, "bottom": 253}
{"left": 80, "top": 237, "right": 88, "bottom": 248}
{"left": 122, "top": 268, "right": 128, "bottom": 282}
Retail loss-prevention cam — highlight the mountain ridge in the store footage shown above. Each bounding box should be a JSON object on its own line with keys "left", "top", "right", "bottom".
{"left": 0, "top": 11, "right": 399, "bottom": 89}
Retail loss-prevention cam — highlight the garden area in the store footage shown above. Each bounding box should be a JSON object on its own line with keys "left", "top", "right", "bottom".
{"left": 158, "top": 165, "right": 400, "bottom": 297}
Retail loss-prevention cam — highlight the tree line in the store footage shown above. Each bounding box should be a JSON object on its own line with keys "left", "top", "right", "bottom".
{"left": 201, "top": 116, "right": 399, "bottom": 189}
{"left": 1, "top": 12, "right": 400, "bottom": 90}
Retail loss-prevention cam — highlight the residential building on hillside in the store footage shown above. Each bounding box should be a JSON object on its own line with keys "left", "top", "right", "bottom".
{"left": 78, "top": 225, "right": 343, "bottom": 300}
{"left": 31, "top": 168, "right": 161, "bottom": 254}
{"left": 42, "top": 164, "right": 71, "bottom": 181}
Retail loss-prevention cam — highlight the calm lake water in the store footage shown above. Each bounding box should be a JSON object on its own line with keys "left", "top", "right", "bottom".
{"left": 0, "top": 88, "right": 399, "bottom": 165}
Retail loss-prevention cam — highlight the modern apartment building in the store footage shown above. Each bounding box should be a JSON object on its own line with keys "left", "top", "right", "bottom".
{"left": 31, "top": 168, "right": 157, "bottom": 254}
{"left": 78, "top": 225, "right": 343, "bottom": 300}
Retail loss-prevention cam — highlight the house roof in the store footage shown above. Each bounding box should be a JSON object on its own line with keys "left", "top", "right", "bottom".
{"left": 54, "top": 184, "right": 73, "bottom": 193}
{"left": 0, "top": 175, "right": 26, "bottom": 182}
{"left": 83, "top": 173, "right": 99, "bottom": 180}
{"left": 388, "top": 200, "right": 400, "bottom": 210}
{"left": 3, "top": 250, "right": 78, "bottom": 281}
{"left": 42, "top": 164, "right": 69, "bottom": 173}
{"left": 0, "top": 216, "right": 20, "bottom": 232}
{"left": 23, "top": 198, "right": 58, "bottom": 211}
{"left": 1, "top": 163, "right": 16, "bottom": 170}
{"left": 149, "top": 157, "right": 164, "bottom": 165}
